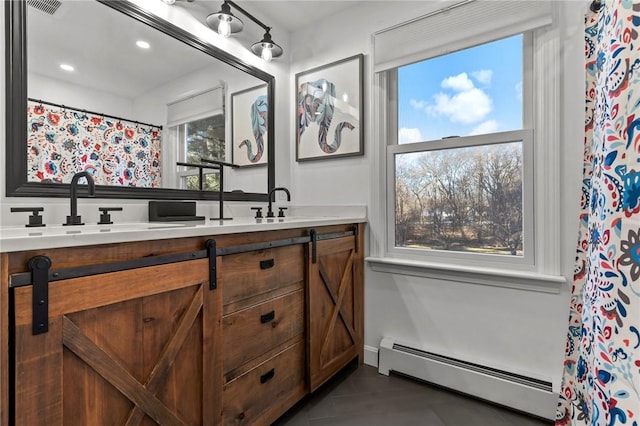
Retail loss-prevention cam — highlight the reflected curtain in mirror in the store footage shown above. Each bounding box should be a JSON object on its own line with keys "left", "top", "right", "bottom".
{"left": 27, "top": 100, "right": 162, "bottom": 187}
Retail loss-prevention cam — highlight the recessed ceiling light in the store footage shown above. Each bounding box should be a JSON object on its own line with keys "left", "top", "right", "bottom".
{"left": 59, "top": 64, "right": 74, "bottom": 72}
{"left": 136, "top": 40, "right": 151, "bottom": 49}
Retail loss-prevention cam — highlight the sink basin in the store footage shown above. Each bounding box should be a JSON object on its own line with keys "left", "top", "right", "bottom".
{"left": 254, "top": 216, "right": 340, "bottom": 224}
{"left": 0, "top": 222, "right": 188, "bottom": 238}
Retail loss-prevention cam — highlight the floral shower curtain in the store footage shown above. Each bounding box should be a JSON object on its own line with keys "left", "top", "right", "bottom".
{"left": 556, "top": 1, "right": 640, "bottom": 425}
{"left": 27, "top": 101, "right": 162, "bottom": 187}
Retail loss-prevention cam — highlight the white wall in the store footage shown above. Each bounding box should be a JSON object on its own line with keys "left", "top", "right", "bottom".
{"left": 29, "top": 73, "right": 134, "bottom": 118}
{"left": 288, "top": 0, "right": 584, "bottom": 393}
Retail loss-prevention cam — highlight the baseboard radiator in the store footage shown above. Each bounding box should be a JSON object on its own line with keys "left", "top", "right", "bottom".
{"left": 378, "top": 337, "right": 556, "bottom": 420}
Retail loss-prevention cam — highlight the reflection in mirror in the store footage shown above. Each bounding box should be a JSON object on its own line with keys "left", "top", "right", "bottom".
{"left": 6, "top": 0, "right": 274, "bottom": 201}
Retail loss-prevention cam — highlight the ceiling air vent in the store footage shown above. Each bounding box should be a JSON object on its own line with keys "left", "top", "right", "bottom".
{"left": 27, "top": 0, "right": 62, "bottom": 15}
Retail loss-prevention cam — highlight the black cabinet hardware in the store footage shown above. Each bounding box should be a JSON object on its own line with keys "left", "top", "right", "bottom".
{"left": 260, "top": 310, "right": 275, "bottom": 324}
{"left": 260, "top": 368, "right": 275, "bottom": 384}
{"left": 260, "top": 258, "right": 275, "bottom": 269}
{"left": 310, "top": 229, "right": 318, "bottom": 264}
{"left": 28, "top": 255, "right": 51, "bottom": 335}
{"left": 207, "top": 239, "right": 217, "bottom": 290}
{"left": 98, "top": 207, "right": 123, "bottom": 225}
{"left": 11, "top": 207, "right": 45, "bottom": 227}
{"left": 353, "top": 224, "right": 359, "bottom": 253}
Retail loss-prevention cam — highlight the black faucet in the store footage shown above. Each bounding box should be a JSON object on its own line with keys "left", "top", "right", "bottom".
{"left": 64, "top": 171, "right": 95, "bottom": 226}
{"left": 267, "top": 187, "right": 291, "bottom": 218}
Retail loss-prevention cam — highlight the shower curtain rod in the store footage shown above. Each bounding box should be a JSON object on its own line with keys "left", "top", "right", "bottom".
{"left": 27, "top": 97, "right": 163, "bottom": 130}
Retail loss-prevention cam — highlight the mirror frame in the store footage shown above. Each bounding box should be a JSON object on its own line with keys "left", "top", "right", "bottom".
{"left": 5, "top": 0, "right": 274, "bottom": 201}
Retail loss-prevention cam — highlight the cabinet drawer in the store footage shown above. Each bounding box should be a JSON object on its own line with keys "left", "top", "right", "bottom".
{"left": 222, "top": 339, "right": 306, "bottom": 426}
{"left": 223, "top": 289, "right": 304, "bottom": 375}
{"left": 220, "top": 245, "right": 304, "bottom": 309}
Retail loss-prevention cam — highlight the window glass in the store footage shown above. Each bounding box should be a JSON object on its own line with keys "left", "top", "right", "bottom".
{"left": 174, "top": 113, "right": 225, "bottom": 191}
{"left": 398, "top": 35, "right": 523, "bottom": 144}
{"left": 391, "top": 33, "right": 530, "bottom": 261}
{"left": 395, "top": 141, "right": 523, "bottom": 256}
{"left": 184, "top": 114, "right": 225, "bottom": 163}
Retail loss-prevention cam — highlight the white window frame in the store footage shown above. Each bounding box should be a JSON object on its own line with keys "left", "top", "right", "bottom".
{"left": 387, "top": 129, "right": 534, "bottom": 269}
{"left": 368, "top": 3, "right": 565, "bottom": 293}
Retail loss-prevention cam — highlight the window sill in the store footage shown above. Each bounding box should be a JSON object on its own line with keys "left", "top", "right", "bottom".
{"left": 365, "top": 257, "right": 566, "bottom": 293}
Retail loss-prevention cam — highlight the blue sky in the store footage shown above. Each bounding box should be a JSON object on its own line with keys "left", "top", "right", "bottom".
{"left": 398, "top": 35, "right": 523, "bottom": 143}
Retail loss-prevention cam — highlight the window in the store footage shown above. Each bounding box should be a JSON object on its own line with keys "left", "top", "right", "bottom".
{"left": 371, "top": 1, "right": 563, "bottom": 287}
{"left": 388, "top": 35, "right": 533, "bottom": 267}
{"left": 174, "top": 113, "right": 225, "bottom": 191}
{"left": 165, "top": 86, "right": 225, "bottom": 191}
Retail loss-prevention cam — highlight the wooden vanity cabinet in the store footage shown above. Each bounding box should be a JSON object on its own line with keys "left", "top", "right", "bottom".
{"left": 307, "top": 233, "right": 364, "bottom": 392}
{"left": 12, "top": 257, "right": 221, "bottom": 426}
{"left": 1, "top": 223, "right": 365, "bottom": 426}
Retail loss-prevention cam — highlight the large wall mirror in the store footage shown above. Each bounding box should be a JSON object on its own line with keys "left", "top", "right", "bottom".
{"left": 5, "top": 0, "right": 274, "bottom": 201}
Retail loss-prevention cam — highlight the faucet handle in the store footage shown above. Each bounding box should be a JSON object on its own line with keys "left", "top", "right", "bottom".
{"left": 11, "top": 207, "right": 45, "bottom": 227}
{"left": 277, "top": 207, "right": 288, "bottom": 218}
{"left": 98, "top": 207, "right": 123, "bottom": 225}
{"left": 250, "top": 207, "right": 263, "bottom": 219}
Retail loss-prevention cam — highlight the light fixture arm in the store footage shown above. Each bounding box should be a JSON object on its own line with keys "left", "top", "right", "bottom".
{"left": 225, "top": 0, "right": 270, "bottom": 32}
{"left": 204, "top": 0, "right": 283, "bottom": 60}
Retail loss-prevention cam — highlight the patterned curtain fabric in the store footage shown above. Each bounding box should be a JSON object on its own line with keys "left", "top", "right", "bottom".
{"left": 556, "top": 1, "right": 640, "bottom": 425}
{"left": 27, "top": 102, "right": 162, "bottom": 187}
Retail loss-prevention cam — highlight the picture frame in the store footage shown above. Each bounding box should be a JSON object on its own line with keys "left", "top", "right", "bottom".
{"left": 231, "top": 84, "right": 268, "bottom": 167}
{"left": 295, "top": 54, "right": 364, "bottom": 162}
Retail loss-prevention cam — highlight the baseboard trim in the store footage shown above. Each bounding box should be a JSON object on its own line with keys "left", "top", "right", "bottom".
{"left": 363, "top": 345, "right": 379, "bottom": 367}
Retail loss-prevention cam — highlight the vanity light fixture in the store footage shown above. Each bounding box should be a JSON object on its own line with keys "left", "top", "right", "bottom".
{"left": 206, "top": 1, "right": 243, "bottom": 38}
{"left": 205, "top": 1, "right": 283, "bottom": 62}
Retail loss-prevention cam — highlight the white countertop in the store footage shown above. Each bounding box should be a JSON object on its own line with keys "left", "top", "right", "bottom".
{"left": 0, "top": 212, "right": 366, "bottom": 253}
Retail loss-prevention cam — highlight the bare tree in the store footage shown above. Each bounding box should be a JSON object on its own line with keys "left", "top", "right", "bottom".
{"left": 478, "top": 144, "right": 522, "bottom": 254}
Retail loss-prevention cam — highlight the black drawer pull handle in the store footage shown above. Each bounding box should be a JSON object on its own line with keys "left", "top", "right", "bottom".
{"left": 260, "top": 310, "right": 275, "bottom": 323}
{"left": 260, "top": 258, "right": 275, "bottom": 269}
{"left": 260, "top": 368, "right": 275, "bottom": 384}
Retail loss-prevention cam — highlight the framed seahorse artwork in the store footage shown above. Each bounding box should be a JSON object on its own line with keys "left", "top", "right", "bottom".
{"left": 296, "top": 54, "right": 364, "bottom": 161}
{"left": 231, "top": 84, "right": 268, "bottom": 167}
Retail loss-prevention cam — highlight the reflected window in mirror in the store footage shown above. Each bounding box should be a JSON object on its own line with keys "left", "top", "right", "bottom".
{"left": 175, "top": 115, "right": 225, "bottom": 191}
{"left": 167, "top": 86, "right": 225, "bottom": 191}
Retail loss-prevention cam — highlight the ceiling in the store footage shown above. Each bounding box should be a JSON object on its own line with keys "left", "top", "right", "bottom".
{"left": 27, "top": 1, "right": 259, "bottom": 99}
{"left": 180, "top": 1, "right": 368, "bottom": 34}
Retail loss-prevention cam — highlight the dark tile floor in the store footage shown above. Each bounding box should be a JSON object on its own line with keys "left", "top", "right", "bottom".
{"left": 274, "top": 363, "right": 554, "bottom": 426}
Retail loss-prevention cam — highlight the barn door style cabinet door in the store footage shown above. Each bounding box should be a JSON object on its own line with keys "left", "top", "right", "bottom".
{"left": 11, "top": 256, "right": 221, "bottom": 425}
{"left": 307, "top": 225, "right": 365, "bottom": 392}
